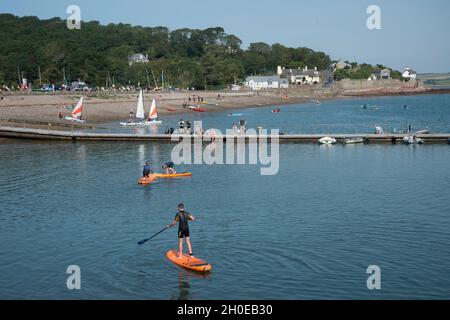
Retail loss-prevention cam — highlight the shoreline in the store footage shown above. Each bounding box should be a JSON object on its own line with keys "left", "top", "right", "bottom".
{"left": 1, "top": 86, "right": 448, "bottom": 129}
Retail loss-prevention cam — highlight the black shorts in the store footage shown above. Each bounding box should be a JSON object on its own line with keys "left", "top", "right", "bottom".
{"left": 178, "top": 229, "right": 190, "bottom": 238}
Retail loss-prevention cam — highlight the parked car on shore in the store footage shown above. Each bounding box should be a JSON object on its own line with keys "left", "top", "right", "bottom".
{"left": 70, "top": 81, "right": 91, "bottom": 91}
{"left": 41, "top": 84, "right": 55, "bottom": 92}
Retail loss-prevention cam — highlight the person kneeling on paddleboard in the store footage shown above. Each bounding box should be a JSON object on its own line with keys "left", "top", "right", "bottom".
{"left": 168, "top": 203, "right": 195, "bottom": 259}
{"left": 143, "top": 162, "right": 153, "bottom": 179}
{"left": 162, "top": 161, "right": 176, "bottom": 174}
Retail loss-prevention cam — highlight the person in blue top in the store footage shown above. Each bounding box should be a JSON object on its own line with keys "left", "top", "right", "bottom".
{"left": 143, "top": 162, "right": 153, "bottom": 179}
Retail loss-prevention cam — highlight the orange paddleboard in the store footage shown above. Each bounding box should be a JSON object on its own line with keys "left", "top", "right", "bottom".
{"left": 166, "top": 250, "right": 212, "bottom": 273}
{"left": 137, "top": 174, "right": 157, "bottom": 185}
{"left": 153, "top": 172, "right": 192, "bottom": 179}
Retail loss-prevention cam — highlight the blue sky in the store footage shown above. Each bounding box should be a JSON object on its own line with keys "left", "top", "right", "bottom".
{"left": 1, "top": 0, "right": 449, "bottom": 73}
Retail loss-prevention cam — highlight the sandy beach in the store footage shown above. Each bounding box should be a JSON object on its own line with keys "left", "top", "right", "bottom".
{"left": 0, "top": 90, "right": 319, "bottom": 125}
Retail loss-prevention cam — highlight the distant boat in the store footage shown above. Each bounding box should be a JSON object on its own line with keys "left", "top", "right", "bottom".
{"left": 272, "top": 108, "right": 281, "bottom": 113}
{"left": 228, "top": 113, "right": 243, "bottom": 116}
{"left": 310, "top": 99, "right": 320, "bottom": 105}
{"left": 374, "top": 126, "right": 384, "bottom": 134}
{"left": 188, "top": 105, "right": 206, "bottom": 112}
{"left": 414, "top": 128, "right": 430, "bottom": 134}
{"left": 371, "top": 105, "right": 380, "bottom": 110}
{"left": 143, "top": 98, "right": 162, "bottom": 125}
{"left": 403, "top": 135, "right": 424, "bottom": 145}
{"left": 319, "top": 137, "right": 337, "bottom": 145}
{"left": 343, "top": 137, "right": 364, "bottom": 144}
{"left": 120, "top": 90, "right": 145, "bottom": 126}
{"left": 64, "top": 97, "right": 85, "bottom": 123}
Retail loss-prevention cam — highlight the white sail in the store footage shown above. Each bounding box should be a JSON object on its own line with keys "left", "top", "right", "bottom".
{"left": 148, "top": 99, "right": 158, "bottom": 120}
{"left": 136, "top": 90, "right": 145, "bottom": 120}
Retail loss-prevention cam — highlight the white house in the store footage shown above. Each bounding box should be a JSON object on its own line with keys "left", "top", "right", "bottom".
{"left": 278, "top": 66, "right": 321, "bottom": 85}
{"left": 128, "top": 53, "right": 150, "bottom": 66}
{"left": 244, "top": 76, "right": 288, "bottom": 90}
{"left": 402, "top": 67, "right": 417, "bottom": 80}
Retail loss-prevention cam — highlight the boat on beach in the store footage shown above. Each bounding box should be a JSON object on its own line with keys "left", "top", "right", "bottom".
{"left": 121, "top": 91, "right": 162, "bottom": 126}
{"left": 189, "top": 105, "right": 207, "bottom": 112}
{"left": 64, "top": 97, "right": 85, "bottom": 123}
{"left": 121, "top": 90, "right": 146, "bottom": 126}
{"left": 319, "top": 136, "right": 337, "bottom": 145}
{"left": 142, "top": 98, "right": 162, "bottom": 125}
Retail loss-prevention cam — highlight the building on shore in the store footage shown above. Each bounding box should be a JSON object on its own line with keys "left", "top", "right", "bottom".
{"left": 128, "top": 53, "right": 149, "bottom": 66}
{"left": 244, "top": 76, "right": 289, "bottom": 90}
{"left": 402, "top": 67, "right": 417, "bottom": 80}
{"left": 277, "top": 66, "right": 321, "bottom": 85}
{"left": 370, "top": 68, "right": 391, "bottom": 80}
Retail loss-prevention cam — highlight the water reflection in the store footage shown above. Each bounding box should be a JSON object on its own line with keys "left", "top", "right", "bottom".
{"left": 138, "top": 144, "right": 145, "bottom": 165}
{"left": 172, "top": 270, "right": 211, "bottom": 300}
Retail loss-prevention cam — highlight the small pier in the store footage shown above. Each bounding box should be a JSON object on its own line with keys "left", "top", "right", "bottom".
{"left": 1, "top": 126, "right": 449, "bottom": 144}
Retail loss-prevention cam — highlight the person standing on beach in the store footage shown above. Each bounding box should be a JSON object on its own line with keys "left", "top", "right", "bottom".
{"left": 168, "top": 203, "right": 195, "bottom": 259}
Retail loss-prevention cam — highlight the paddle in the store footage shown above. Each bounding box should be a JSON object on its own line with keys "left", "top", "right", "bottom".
{"left": 137, "top": 226, "right": 171, "bottom": 245}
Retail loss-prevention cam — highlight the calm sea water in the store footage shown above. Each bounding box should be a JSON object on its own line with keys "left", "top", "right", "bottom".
{"left": 1, "top": 94, "right": 450, "bottom": 300}
{"left": 101, "top": 93, "right": 450, "bottom": 134}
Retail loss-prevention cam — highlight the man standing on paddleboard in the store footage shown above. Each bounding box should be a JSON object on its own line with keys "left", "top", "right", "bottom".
{"left": 168, "top": 203, "right": 195, "bottom": 259}
{"left": 143, "top": 162, "right": 153, "bottom": 180}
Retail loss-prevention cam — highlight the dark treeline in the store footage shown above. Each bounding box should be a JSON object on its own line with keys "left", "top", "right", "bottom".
{"left": 0, "top": 14, "right": 333, "bottom": 89}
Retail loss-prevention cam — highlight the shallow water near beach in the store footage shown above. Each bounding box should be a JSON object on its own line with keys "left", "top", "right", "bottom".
{"left": 1, "top": 94, "right": 450, "bottom": 299}
{"left": 100, "top": 93, "right": 450, "bottom": 134}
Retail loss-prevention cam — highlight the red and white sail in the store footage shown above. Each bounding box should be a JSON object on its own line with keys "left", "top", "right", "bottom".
{"left": 148, "top": 99, "right": 158, "bottom": 120}
{"left": 71, "top": 97, "right": 84, "bottom": 119}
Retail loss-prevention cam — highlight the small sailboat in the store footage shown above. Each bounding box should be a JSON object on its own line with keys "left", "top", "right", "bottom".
{"left": 120, "top": 90, "right": 145, "bottom": 126}
{"left": 318, "top": 136, "right": 337, "bottom": 145}
{"left": 65, "top": 97, "right": 85, "bottom": 123}
{"left": 143, "top": 98, "right": 162, "bottom": 125}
